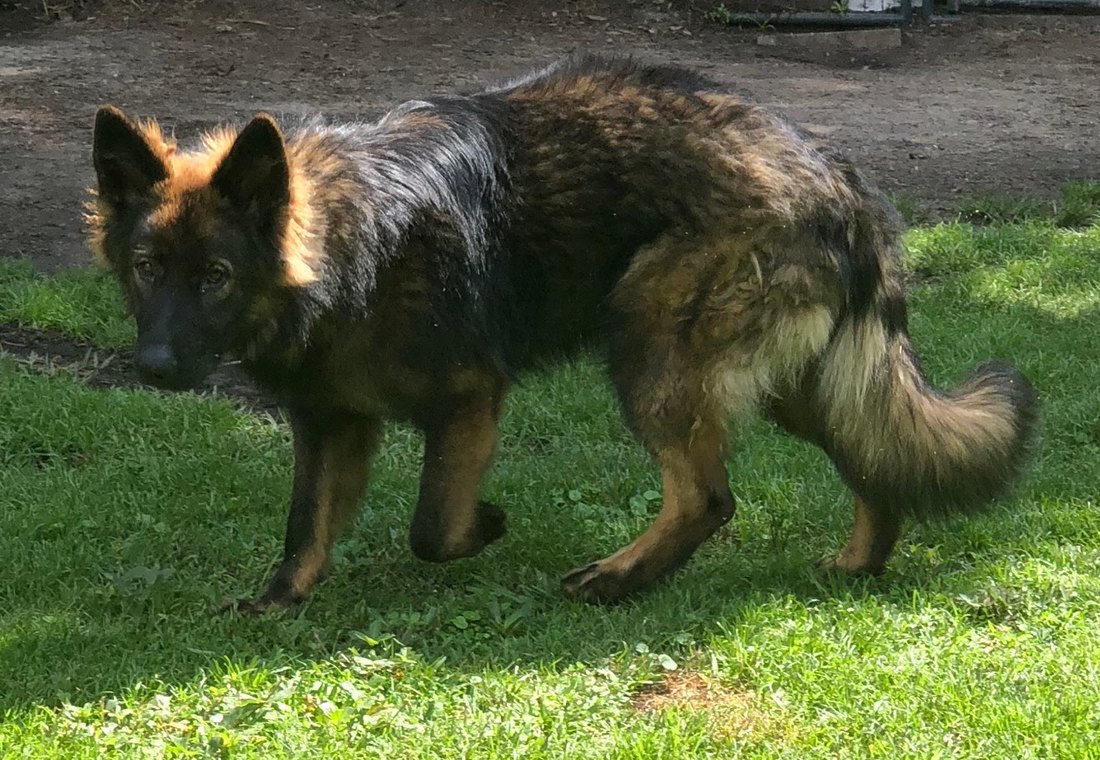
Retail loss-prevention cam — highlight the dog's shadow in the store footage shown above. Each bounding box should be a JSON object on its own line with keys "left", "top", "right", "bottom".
{"left": 1, "top": 296, "right": 1097, "bottom": 716}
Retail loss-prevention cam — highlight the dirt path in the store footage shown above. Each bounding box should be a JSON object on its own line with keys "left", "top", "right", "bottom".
{"left": 1, "top": 0, "right": 1098, "bottom": 271}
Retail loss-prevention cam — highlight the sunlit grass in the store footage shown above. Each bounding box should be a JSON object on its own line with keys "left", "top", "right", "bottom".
{"left": 1, "top": 189, "right": 1098, "bottom": 757}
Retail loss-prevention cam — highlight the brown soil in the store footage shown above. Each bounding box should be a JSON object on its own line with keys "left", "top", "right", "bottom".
{"left": 632, "top": 670, "right": 742, "bottom": 713}
{"left": 1, "top": 0, "right": 1098, "bottom": 274}
{"left": 631, "top": 670, "right": 790, "bottom": 741}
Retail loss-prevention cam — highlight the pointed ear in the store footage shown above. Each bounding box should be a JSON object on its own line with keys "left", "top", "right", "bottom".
{"left": 211, "top": 114, "right": 290, "bottom": 230}
{"left": 93, "top": 106, "right": 168, "bottom": 208}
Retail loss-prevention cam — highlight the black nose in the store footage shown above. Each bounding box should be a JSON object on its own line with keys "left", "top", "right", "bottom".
{"left": 135, "top": 344, "right": 179, "bottom": 386}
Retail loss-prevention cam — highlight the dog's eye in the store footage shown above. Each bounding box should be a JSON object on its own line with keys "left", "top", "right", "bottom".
{"left": 201, "top": 263, "right": 231, "bottom": 293}
{"left": 133, "top": 259, "right": 157, "bottom": 282}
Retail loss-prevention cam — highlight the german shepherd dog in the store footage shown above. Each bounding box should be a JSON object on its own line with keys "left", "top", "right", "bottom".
{"left": 88, "top": 55, "right": 1038, "bottom": 611}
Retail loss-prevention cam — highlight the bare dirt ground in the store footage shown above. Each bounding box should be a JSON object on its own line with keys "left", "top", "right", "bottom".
{"left": 1, "top": 0, "right": 1098, "bottom": 273}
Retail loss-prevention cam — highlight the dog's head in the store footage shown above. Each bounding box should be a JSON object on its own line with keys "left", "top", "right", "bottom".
{"left": 88, "top": 106, "right": 316, "bottom": 390}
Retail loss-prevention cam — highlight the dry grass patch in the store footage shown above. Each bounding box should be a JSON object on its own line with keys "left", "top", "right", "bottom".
{"left": 632, "top": 670, "right": 794, "bottom": 743}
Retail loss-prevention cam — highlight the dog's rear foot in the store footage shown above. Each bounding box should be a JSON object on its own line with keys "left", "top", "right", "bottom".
{"left": 561, "top": 560, "right": 638, "bottom": 604}
{"left": 561, "top": 548, "right": 679, "bottom": 604}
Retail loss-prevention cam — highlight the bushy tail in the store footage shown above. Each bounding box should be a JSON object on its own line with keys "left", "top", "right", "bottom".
{"left": 817, "top": 311, "right": 1039, "bottom": 518}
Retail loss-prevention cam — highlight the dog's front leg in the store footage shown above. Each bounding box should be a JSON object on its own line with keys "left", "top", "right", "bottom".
{"left": 234, "top": 409, "right": 382, "bottom": 613}
{"left": 408, "top": 393, "right": 508, "bottom": 563}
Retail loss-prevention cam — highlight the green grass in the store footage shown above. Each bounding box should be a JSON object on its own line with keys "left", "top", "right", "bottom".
{"left": 0, "top": 260, "right": 133, "bottom": 347}
{"left": 955, "top": 181, "right": 1100, "bottom": 228}
{"left": 2, "top": 194, "right": 1100, "bottom": 756}
{"left": 887, "top": 194, "right": 934, "bottom": 227}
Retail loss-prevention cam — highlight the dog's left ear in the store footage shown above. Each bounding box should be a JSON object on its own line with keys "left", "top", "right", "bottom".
{"left": 211, "top": 114, "right": 290, "bottom": 232}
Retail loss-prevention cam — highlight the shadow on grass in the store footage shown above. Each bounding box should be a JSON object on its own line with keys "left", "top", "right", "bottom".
{"left": 0, "top": 292, "right": 1097, "bottom": 718}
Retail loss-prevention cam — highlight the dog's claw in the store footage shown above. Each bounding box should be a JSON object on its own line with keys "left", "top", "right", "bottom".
{"left": 561, "top": 561, "right": 635, "bottom": 604}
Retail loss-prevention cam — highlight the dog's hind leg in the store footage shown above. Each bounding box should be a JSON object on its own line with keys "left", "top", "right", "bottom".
{"left": 561, "top": 414, "right": 736, "bottom": 603}
{"left": 562, "top": 232, "right": 838, "bottom": 603}
{"left": 562, "top": 331, "right": 736, "bottom": 603}
{"left": 817, "top": 496, "right": 901, "bottom": 575}
{"left": 766, "top": 387, "right": 902, "bottom": 577}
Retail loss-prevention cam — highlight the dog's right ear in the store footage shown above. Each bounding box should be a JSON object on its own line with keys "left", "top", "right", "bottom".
{"left": 92, "top": 106, "right": 167, "bottom": 208}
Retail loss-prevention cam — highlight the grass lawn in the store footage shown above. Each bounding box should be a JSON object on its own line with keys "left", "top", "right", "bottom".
{"left": 1, "top": 188, "right": 1099, "bottom": 758}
